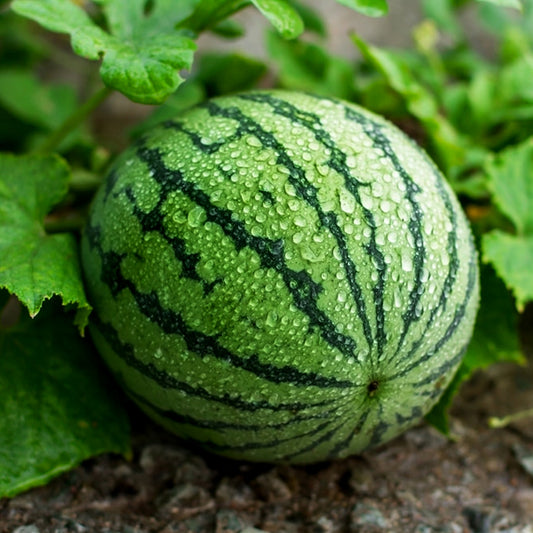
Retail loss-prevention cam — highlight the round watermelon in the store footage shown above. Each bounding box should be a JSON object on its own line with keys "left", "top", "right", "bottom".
{"left": 81, "top": 90, "right": 479, "bottom": 463}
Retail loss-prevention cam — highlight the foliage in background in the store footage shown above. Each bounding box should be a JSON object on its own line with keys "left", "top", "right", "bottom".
{"left": 0, "top": 0, "right": 530, "bottom": 497}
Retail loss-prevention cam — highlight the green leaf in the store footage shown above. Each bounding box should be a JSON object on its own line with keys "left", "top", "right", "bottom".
{"left": 0, "top": 69, "right": 78, "bottom": 132}
{"left": 426, "top": 265, "right": 526, "bottom": 433}
{"left": 481, "top": 138, "right": 533, "bottom": 309}
{"left": 486, "top": 137, "right": 533, "bottom": 235}
{"left": 0, "top": 307, "right": 130, "bottom": 498}
{"left": 197, "top": 52, "right": 268, "bottom": 95}
{"left": 352, "top": 34, "right": 474, "bottom": 180}
{"left": 11, "top": 0, "right": 196, "bottom": 104}
{"left": 251, "top": 0, "right": 304, "bottom": 38}
{"left": 288, "top": 0, "right": 327, "bottom": 36}
{"left": 210, "top": 19, "right": 245, "bottom": 38}
{"left": 499, "top": 54, "right": 533, "bottom": 106}
{"left": 131, "top": 81, "right": 206, "bottom": 138}
{"left": 177, "top": 0, "right": 249, "bottom": 34}
{"left": 0, "top": 153, "right": 91, "bottom": 329}
{"left": 335, "top": 0, "right": 388, "bottom": 17}
{"left": 476, "top": 0, "right": 522, "bottom": 10}
{"left": 483, "top": 232, "right": 533, "bottom": 310}
{"left": 267, "top": 31, "right": 355, "bottom": 100}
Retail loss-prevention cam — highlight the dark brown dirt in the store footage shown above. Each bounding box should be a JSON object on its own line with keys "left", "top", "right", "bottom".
{"left": 2, "top": 357, "right": 532, "bottom": 533}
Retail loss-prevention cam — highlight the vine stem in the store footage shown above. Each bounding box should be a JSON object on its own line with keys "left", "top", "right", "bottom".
{"left": 37, "top": 85, "right": 114, "bottom": 154}
{"left": 488, "top": 406, "right": 533, "bottom": 429}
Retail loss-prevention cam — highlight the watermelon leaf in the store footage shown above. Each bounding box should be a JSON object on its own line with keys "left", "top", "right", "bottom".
{"left": 11, "top": 0, "right": 196, "bottom": 104}
{"left": 335, "top": 0, "right": 389, "bottom": 17}
{"left": 476, "top": 0, "right": 522, "bottom": 10}
{"left": 250, "top": 0, "right": 304, "bottom": 39}
{"left": 482, "top": 137, "right": 533, "bottom": 309}
{"left": 0, "top": 304, "right": 130, "bottom": 498}
{"left": 426, "top": 265, "right": 526, "bottom": 434}
{"left": 483, "top": 232, "right": 533, "bottom": 310}
{"left": 0, "top": 153, "right": 91, "bottom": 330}
{"left": 485, "top": 137, "right": 533, "bottom": 235}
{"left": 0, "top": 69, "right": 78, "bottom": 131}
{"left": 267, "top": 30, "right": 356, "bottom": 100}
{"left": 351, "top": 34, "right": 476, "bottom": 182}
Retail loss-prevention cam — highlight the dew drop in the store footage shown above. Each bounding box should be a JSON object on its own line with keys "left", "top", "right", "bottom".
{"left": 292, "top": 232, "right": 304, "bottom": 244}
{"left": 294, "top": 215, "right": 307, "bottom": 228}
{"left": 360, "top": 194, "right": 373, "bottom": 210}
{"left": 339, "top": 190, "right": 356, "bottom": 214}
{"left": 380, "top": 200, "right": 392, "bottom": 213}
{"left": 246, "top": 136, "right": 262, "bottom": 147}
{"left": 301, "top": 246, "right": 324, "bottom": 263}
{"left": 394, "top": 287, "right": 403, "bottom": 308}
{"left": 188, "top": 206, "right": 206, "bottom": 228}
{"left": 401, "top": 250, "right": 413, "bottom": 272}
{"left": 288, "top": 199, "right": 300, "bottom": 212}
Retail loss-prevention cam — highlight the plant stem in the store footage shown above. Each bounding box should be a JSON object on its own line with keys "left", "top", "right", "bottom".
{"left": 488, "top": 407, "right": 533, "bottom": 428}
{"left": 37, "top": 85, "right": 113, "bottom": 154}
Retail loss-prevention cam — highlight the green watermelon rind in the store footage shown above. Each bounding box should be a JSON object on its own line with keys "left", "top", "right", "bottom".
{"left": 81, "top": 90, "right": 479, "bottom": 463}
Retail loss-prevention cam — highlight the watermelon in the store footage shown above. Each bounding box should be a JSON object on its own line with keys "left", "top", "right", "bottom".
{"left": 81, "top": 90, "right": 479, "bottom": 463}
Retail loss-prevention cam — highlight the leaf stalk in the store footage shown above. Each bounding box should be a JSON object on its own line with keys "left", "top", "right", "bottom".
{"left": 36, "top": 85, "right": 113, "bottom": 154}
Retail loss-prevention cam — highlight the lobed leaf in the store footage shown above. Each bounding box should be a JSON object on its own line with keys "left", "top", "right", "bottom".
{"left": 485, "top": 137, "right": 533, "bottom": 235}
{"left": 0, "top": 153, "right": 91, "bottom": 329}
{"left": 0, "top": 308, "right": 130, "bottom": 498}
{"left": 11, "top": 0, "right": 196, "bottom": 104}
{"left": 483, "top": 232, "right": 533, "bottom": 310}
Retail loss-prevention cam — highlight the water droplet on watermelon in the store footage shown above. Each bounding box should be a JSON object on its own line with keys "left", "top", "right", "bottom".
{"left": 380, "top": 200, "right": 392, "bottom": 213}
{"left": 360, "top": 194, "right": 373, "bottom": 210}
{"left": 288, "top": 199, "right": 300, "bottom": 212}
{"left": 339, "top": 190, "right": 355, "bottom": 214}
{"left": 301, "top": 246, "right": 324, "bottom": 263}
{"left": 187, "top": 207, "right": 205, "bottom": 228}
{"left": 292, "top": 232, "right": 304, "bottom": 244}
{"left": 294, "top": 215, "right": 307, "bottom": 228}
{"left": 393, "top": 287, "right": 403, "bottom": 308}
{"left": 246, "top": 136, "right": 262, "bottom": 147}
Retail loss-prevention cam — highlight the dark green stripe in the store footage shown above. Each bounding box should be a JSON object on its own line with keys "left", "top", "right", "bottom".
{"left": 165, "top": 119, "right": 235, "bottom": 154}
{"left": 239, "top": 92, "right": 387, "bottom": 359}
{"left": 122, "top": 186, "right": 219, "bottom": 294}
{"left": 136, "top": 143, "right": 360, "bottom": 363}
{"left": 368, "top": 419, "right": 389, "bottom": 448}
{"left": 389, "top": 167, "right": 461, "bottom": 367}
{"left": 198, "top": 98, "right": 374, "bottom": 355}
{"left": 282, "top": 420, "right": 348, "bottom": 462}
{"left": 88, "top": 217, "right": 355, "bottom": 389}
{"left": 91, "top": 313, "right": 336, "bottom": 413}
{"left": 394, "top": 405, "right": 423, "bottom": 425}
{"left": 204, "top": 419, "right": 335, "bottom": 454}
{"left": 409, "top": 340, "right": 470, "bottom": 398}
{"left": 389, "top": 237, "right": 477, "bottom": 381}
{"left": 125, "top": 381, "right": 340, "bottom": 432}
{"left": 343, "top": 105, "right": 426, "bottom": 353}
{"left": 325, "top": 409, "right": 371, "bottom": 459}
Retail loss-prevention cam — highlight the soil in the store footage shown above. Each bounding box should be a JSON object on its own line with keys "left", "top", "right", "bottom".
{"left": 2, "top": 350, "right": 532, "bottom": 533}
